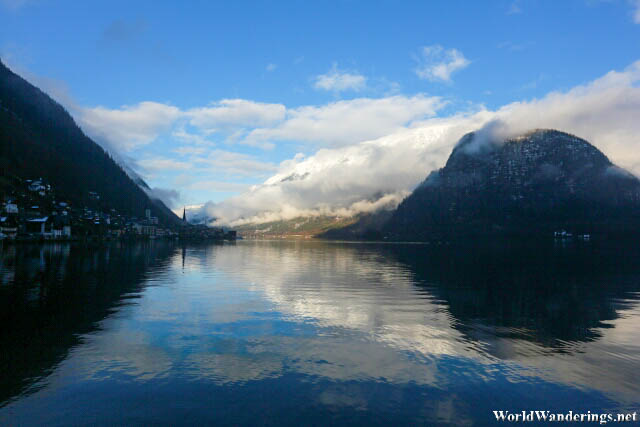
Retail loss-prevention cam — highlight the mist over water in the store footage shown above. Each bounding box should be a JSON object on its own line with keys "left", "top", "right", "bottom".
{"left": 1, "top": 240, "right": 639, "bottom": 425}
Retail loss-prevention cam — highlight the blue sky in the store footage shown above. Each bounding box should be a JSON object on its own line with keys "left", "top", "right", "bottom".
{"left": 2, "top": 0, "right": 640, "bottom": 222}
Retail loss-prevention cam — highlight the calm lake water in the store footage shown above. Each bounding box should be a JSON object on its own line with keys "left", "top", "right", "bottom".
{"left": 0, "top": 240, "right": 639, "bottom": 425}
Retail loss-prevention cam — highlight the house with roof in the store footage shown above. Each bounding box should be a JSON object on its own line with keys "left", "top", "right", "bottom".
{"left": 26, "top": 216, "right": 52, "bottom": 237}
{"left": 5, "top": 203, "right": 18, "bottom": 214}
{"left": 27, "top": 206, "right": 42, "bottom": 218}
{"left": 52, "top": 216, "right": 71, "bottom": 238}
{"left": 0, "top": 216, "right": 18, "bottom": 239}
{"left": 28, "top": 180, "right": 46, "bottom": 193}
{"left": 133, "top": 221, "right": 156, "bottom": 237}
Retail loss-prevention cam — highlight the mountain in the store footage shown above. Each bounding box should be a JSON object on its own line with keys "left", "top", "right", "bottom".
{"left": 0, "top": 59, "right": 180, "bottom": 225}
{"left": 383, "top": 129, "right": 640, "bottom": 240}
{"left": 316, "top": 210, "right": 393, "bottom": 240}
{"left": 235, "top": 215, "right": 360, "bottom": 239}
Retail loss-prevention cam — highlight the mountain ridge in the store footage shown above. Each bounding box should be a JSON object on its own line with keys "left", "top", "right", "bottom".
{"left": 382, "top": 129, "right": 640, "bottom": 240}
{"left": 0, "top": 59, "right": 180, "bottom": 226}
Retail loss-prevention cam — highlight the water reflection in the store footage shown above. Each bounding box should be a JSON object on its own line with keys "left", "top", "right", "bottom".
{"left": 387, "top": 242, "right": 640, "bottom": 347}
{"left": 0, "top": 242, "right": 176, "bottom": 403}
{"left": 1, "top": 240, "right": 639, "bottom": 425}
{"left": 199, "top": 241, "right": 640, "bottom": 403}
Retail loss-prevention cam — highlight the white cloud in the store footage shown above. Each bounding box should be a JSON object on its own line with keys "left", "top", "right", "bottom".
{"left": 414, "top": 45, "right": 470, "bottom": 83}
{"left": 172, "top": 127, "right": 214, "bottom": 146}
{"left": 487, "top": 61, "right": 640, "bottom": 172}
{"left": 12, "top": 56, "right": 640, "bottom": 221}
{"left": 266, "top": 63, "right": 277, "bottom": 72}
{"left": 138, "top": 157, "right": 192, "bottom": 172}
{"left": 75, "top": 94, "right": 443, "bottom": 155}
{"left": 193, "top": 149, "right": 278, "bottom": 176}
{"left": 173, "top": 145, "right": 208, "bottom": 156}
{"left": 144, "top": 186, "right": 181, "bottom": 208}
{"left": 141, "top": 148, "right": 276, "bottom": 179}
{"left": 633, "top": 0, "right": 640, "bottom": 23}
{"left": 197, "top": 122, "right": 484, "bottom": 226}
{"left": 194, "top": 60, "right": 640, "bottom": 226}
{"left": 70, "top": 91, "right": 441, "bottom": 156}
{"left": 79, "top": 101, "right": 181, "bottom": 152}
{"left": 243, "top": 95, "right": 446, "bottom": 148}
{"left": 313, "top": 64, "right": 367, "bottom": 92}
{"left": 187, "top": 180, "right": 251, "bottom": 192}
{"left": 187, "top": 99, "right": 285, "bottom": 132}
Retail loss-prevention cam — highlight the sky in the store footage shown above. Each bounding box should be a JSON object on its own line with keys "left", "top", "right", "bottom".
{"left": 1, "top": 0, "right": 640, "bottom": 224}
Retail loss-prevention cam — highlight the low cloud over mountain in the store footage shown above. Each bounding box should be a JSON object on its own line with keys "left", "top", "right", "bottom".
{"left": 193, "top": 61, "right": 640, "bottom": 225}
{"left": 6, "top": 56, "right": 639, "bottom": 223}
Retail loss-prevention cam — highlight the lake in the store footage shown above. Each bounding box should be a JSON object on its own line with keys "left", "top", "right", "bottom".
{"left": 1, "top": 240, "right": 639, "bottom": 425}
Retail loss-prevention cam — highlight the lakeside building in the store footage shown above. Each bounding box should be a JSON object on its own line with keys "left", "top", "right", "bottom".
{"left": 26, "top": 216, "right": 51, "bottom": 237}
{"left": 0, "top": 216, "right": 18, "bottom": 238}
{"left": 0, "top": 177, "right": 234, "bottom": 241}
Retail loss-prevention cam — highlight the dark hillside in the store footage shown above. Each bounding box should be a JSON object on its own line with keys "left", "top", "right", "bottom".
{"left": 384, "top": 129, "right": 640, "bottom": 240}
{"left": 0, "top": 59, "right": 179, "bottom": 225}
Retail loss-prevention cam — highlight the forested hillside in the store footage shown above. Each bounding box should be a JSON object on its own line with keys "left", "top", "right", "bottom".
{"left": 0, "top": 59, "right": 179, "bottom": 225}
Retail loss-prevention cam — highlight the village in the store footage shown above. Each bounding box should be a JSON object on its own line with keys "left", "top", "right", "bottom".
{"left": 0, "top": 177, "right": 236, "bottom": 242}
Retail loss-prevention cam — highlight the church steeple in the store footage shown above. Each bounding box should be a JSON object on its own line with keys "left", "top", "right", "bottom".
{"left": 182, "top": 207, "right": 186, "bottom": 223}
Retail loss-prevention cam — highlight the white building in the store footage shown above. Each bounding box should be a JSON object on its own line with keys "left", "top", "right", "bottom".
{"left": 5, "top": 204, "right": 18, "bottom": 214}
